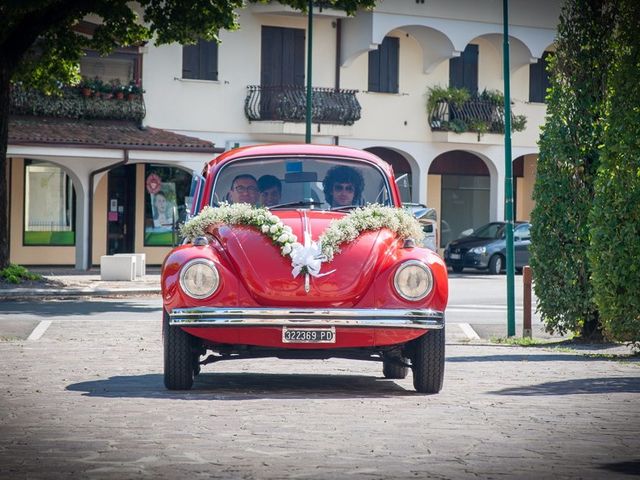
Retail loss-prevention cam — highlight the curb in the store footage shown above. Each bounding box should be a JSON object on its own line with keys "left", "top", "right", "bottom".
{"left": 0, "top": 288, "right": 160, "bottom": 300}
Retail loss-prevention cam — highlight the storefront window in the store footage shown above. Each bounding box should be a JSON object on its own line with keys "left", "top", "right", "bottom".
{"left": 144, "top": 164, "right": 192, "bottom": 246}
{"left": 23, "top": 161, "right": 76, "bottom": 246}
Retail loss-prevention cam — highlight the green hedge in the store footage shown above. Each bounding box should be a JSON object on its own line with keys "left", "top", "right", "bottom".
{"left": 588, "top": 0, "right": 640, "bottom": 344}
{"left": 530, "top": 0, "right": 612, "bottom": 339}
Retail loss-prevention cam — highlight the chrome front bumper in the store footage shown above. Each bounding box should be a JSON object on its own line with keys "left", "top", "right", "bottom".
{"left": 169, "top": 307, "right": 445, "bottom": 329}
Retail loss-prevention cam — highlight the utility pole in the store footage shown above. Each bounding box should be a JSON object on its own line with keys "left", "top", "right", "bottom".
{"left": 503, "top": 0, "right": 516, "bottom": 336}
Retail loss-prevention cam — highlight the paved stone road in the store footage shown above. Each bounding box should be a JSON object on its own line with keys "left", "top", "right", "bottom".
{"left": 0, "top": 319, "right": 639, "bottom": 479}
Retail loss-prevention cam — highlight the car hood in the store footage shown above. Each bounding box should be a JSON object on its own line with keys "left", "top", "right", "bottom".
{"left": 207, "top": 210, "right": 396, "bottom": 307}
{"left": 448, "top": 236, "right": 502, "bottom": 250}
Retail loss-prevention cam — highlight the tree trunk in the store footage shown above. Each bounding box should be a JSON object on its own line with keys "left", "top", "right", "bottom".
{"left": 0, "top": 62, "right": 10, "bottom": 270}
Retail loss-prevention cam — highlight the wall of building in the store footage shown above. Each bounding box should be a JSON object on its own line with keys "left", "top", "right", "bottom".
{"left": 143, "top": 3, "right": 552, "bottom": 152}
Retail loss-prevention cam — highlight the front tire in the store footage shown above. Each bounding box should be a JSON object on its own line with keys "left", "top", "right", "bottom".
{"left": 488, "top": 255, "right": 503, "bottom": 275}
{"left": 163, "top": 309, "right": 195, "bottom": 390}
{"left": 411, "top": 327, "right": 445, "bottom": 394}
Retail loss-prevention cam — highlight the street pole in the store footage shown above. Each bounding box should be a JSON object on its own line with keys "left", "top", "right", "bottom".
{"left": 305, "top": 0, "right": 313, "bottom": 144}
{"left": 503, "top": 0, "right": 516, "bottom": 337}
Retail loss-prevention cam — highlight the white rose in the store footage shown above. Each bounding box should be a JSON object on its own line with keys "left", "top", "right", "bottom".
{"left": 281, "top": 244, "right": 292, "bottom": 255}
{"left": 277, "top": 233, "right": 289, "bottom": 243}
{"left": 288, "top": 234, "right": 297, "bottom": 243}
{"left": 261, "top": 224, "right": 270, "bottom": 233}
{"left": 283, "top": 225, "right": 293, "bottom": 234}
{"left": 270, "top": 224, "right": 279, "bottom": 234}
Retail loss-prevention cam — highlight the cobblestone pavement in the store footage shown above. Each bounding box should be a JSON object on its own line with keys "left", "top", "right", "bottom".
{"left": 0, "top": 319, "right": 639, "bottom": 479}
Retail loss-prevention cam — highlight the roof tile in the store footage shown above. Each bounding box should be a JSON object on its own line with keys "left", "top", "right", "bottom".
{"left": 9, "top": 116, "right": 221, "bottom": 153}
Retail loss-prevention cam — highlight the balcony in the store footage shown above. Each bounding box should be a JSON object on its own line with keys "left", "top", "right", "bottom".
{"left": 244, "top": 85, "right": 361, "bottom": 136}
{"left": 427, "top": 87, "right": 527, "bottom": 143}
{"left": 10, "top": 83, "right": 145, "bottom": 123}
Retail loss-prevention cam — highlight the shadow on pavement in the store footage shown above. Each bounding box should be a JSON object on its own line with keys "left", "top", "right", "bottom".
{"left": 598, "top": 460, "right": 640, "bottom": 475}
{"left": 490, "top": 377, "right": 640, "bottom": 396}
{"left": 66, "top": 372, "right": 418, "bottom": 399}
{"left": 447, "top": 353, "right": 635, "bottom": 363}
{"left": 0, "top": 299, "right": 160, "bottom": 317}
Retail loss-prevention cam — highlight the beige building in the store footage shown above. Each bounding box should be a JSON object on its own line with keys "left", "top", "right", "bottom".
{"left": 6, "top": 0, "right": 559, "bottom": 267}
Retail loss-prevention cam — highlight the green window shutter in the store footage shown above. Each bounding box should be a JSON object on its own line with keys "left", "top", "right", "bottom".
{"left": 368, "top": 47, "right": 380, "bottom": 92}
{"left": 369, "top": 36, "right": 398, "bottom": 93}
{"left": 182, "top": 43, "right": 199, "bottom": 79}
{"left": 449, "top": 44, "right": 478, "bottom": 94}
{"left": 201, "top": 40, "right": 218, "bottom": 81}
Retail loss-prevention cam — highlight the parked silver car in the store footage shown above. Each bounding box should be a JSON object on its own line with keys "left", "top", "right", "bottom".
{"left": 444, "top": 221, "right": 531, "bottom": 274}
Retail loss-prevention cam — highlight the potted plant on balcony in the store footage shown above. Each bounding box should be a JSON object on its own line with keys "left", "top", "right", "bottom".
{"left": 426, "top": 85, "right": 470, "bottom": 129}
{"left": 110, "top": 79, "right": 126, "bottom": 99}
{"left": 91, "top": 78, "right": 104, "bottom": 98}
{"left": 126, "top": 80, "right": 143, "bottom": 100}
{"left": 79, "top": 76, "right": 93, "bottom": 97}
{"left": 101, "top": 81, "right": 113, "bottom": 99}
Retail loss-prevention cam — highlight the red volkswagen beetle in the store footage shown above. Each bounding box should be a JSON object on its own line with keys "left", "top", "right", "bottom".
{"left": 161, "top": 144, "right": 448, "bottom": 393}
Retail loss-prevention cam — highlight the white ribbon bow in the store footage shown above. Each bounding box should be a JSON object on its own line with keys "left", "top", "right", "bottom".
{"left": 290, "top": 232, "right": 333, "bottom": 278}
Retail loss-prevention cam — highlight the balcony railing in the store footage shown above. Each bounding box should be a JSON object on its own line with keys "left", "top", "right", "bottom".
{"left": 245, "top": 85, "right": 361, "bottom": 125}
{"left": 10, "top": 84, "right": 145, "bottom": 123}
{"left": 429, "top": 99, "right": 526, "bottom": 135}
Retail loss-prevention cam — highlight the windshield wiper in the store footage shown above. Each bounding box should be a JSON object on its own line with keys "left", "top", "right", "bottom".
{"left": 269, "top": 200, "right": 325, "bottom": 210}
{"left": 330, "top": 204, "right": 359, "bottom": 212}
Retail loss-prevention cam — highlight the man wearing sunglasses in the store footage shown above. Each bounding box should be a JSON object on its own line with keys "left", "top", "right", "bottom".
{"left": 229, "top": 174, "right": 259, "bottom": 205}
{"left": 322, "top": 165, "right": 364, "bottom": 208}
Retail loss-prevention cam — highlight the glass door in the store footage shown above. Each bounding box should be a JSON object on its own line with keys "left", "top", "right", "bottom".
{"left": 107, "top": 165, "right": 136, "bottom": 254}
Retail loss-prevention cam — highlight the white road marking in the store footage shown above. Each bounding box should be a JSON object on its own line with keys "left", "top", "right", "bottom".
{"left": 27, "top": 320, "right": 52, "bottom": 341}
{"left": 448, "top": 304, "right": 525, "bottom": 312}
{"left": 458, "top": 323, "right": 481, "bottom": 340}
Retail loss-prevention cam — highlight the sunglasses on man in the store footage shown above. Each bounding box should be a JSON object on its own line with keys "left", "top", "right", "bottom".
{"left": 233, "top": 185, "right": 258, "bottom": 194}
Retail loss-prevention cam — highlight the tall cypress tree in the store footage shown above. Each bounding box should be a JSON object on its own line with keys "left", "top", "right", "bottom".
{"left": 530, "top": 0, "right": 614, "bottom": 339}
{"left": 588, "top": 0, "right": 640, "bottom": 343}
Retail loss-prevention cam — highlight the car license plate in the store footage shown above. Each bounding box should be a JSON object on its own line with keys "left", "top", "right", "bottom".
{"left": 450, "top": 253, "right": 461, "bottom": 260}
{"left": 282, "top": 327, "right": 336, "bottom": 343}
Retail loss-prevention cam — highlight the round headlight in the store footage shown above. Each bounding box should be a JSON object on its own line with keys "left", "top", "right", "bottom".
{"left": 179, "top": 259, "right": 219, "bottom": 299}
{"left": 393, "top": 260, "right": 434, "bottom": 301}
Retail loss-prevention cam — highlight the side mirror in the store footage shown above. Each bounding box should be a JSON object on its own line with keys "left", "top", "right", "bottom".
{"left": 412, "top": 207, "right": 437, "bottom": 222}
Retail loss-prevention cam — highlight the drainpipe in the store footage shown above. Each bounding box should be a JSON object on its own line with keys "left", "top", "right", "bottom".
{"left": 333, "top": 18, "right": 342, "bottom": 146}
{"left": 86, "top": 149, "right": 129, "bottom": 270}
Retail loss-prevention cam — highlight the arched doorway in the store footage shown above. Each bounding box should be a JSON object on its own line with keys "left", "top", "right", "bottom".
{"left": 513, "top": 154, "right": 537, "bottom": 221}
{"left": 365, "top": 147, "right": 413, "bottom": 203}
{"left": 429, "top": 151, "right": 490, "bottom": 246}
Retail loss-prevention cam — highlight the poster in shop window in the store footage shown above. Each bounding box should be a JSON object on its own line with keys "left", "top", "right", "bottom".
{"left": 147, "top": 182, "right": 176, "bottom": 233}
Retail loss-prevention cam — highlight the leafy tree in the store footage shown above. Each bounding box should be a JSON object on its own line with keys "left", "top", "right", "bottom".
{"left": 529, "top": 0, "right": 614, "bottom": 340}
{"left": 0, "top": 0, "right": 376, "bottom": 269}
{"left": 588, "top": 0, "right": 640, "bottom": 344}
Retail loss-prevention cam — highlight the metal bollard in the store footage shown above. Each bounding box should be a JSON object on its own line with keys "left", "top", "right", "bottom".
{"left": 523, "top": 266, "right": 532, "bottom": 338}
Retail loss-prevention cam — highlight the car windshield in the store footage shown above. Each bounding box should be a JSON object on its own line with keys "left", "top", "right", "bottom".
{"left": 471, "top": 223, "right": 505, "bottom": 239}
{"left": 210, "top": 156, "right": 393, "bottom": 210}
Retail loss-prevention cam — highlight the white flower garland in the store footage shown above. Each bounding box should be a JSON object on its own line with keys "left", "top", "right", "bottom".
{"left": 181, "top": 203, "right": 298, "bottom": 256}
{"left": 320, "top": 205, "right": 425, "bottom": 261}
{"left": 181, "top": 203, "right": 425, "bottom": 276}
